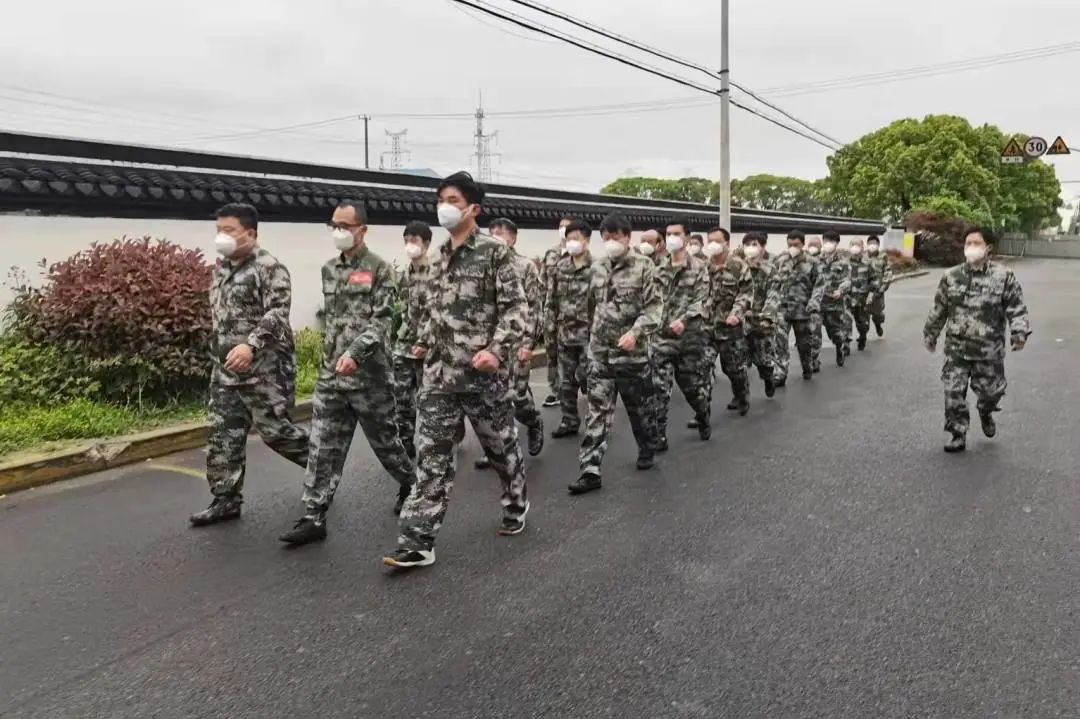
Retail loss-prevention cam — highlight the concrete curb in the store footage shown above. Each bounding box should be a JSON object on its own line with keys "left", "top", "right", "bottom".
{"left": 0, "top": 349, "right": 548, "bottom": 495}
{"left": 892, "top": 269, "right": 930, "bottom": 281}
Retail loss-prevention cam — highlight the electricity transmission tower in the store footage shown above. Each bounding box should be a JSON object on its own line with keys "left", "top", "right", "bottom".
{"left": 473, "top": 100, "right": 500, "bottom": 182}
{"left": 380, "top": 129, "right": 410, "bottom": 171}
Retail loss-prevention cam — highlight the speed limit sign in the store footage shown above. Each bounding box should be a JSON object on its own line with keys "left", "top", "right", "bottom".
{"left": 1024, "top": 137, "right": 1048, "bottom": 157}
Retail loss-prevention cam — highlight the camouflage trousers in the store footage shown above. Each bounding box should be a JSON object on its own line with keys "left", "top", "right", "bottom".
{"left": 942, "top": 355, "right": 1006, "bottom": 436}
{"left": 869, "top": 292, "right": 886, "bottom": 326}
{"left": 398, "top": 387, "right": 527, "bottom": 551}
{"left": 652, "top": 334, "right": 712, "bottom": 436}
{"left": 511, "top": 356, "right": 542, "bottom": 430}
{"left": 547, "top": 345, "right": 560, "bottom": 398}
{"left": 746, "top": 324, "right": 775, "bottom": 381}
{"left": 302, "top": 370, "right": 415, "bottom": 514}
{"left": 557, "top": 343, "right": 589, "bottom": 429}
{"left": 392, "top": 354, "right": 423, "bottom": 460}
{"left": 822, "top": 308, "right": 851, "bottom": 352}
{"left": 714, "top": 331, "right": 750, "bottom": 403}
{"left": 579, "top": 361, "right": 655, "bottom": 476}
{"left": 809, "top": 313, "right": 823, "bottom": 370}
{"left": 773, "top": 316, "right": 816, "bottom": 381}
{"left": 206, "top": 377, "right": 309, "bottom": 499}
{"left": 848, "top": 297, "right": 871, "bottom": 341}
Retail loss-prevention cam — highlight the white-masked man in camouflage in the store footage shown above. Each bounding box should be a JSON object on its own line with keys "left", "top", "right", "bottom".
{"left": 392, "top": 220, "right": 434, "bottom": 461}
{"left": 278, "top": 201, "right": 416, "bottom": 545}
{"left": 923, "top": 227, "right": 1030, "bottom": 453}
{"left": 190, "top": 203, "right": 309, "bottom": 527}
{"left": 845, "top": 237, "right": 874, "bottom": 352}
{"left": 384, "top": 172, "right": 530, "bottom": 569}
{"left": 540, "top": 217, "right": 573, "bottom": 408}
{"left": 569, "top": 213, "right": 662, "bottom": 495}
{"left": 772, "top": 230, "right": 825, "bottom": 385}
{"left": 865, "top": 235, "right": 893, "bottom": 336}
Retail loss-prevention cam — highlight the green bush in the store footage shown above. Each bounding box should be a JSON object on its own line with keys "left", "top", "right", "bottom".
{"left": 0, "top": 339, "right": 100, "bottom": 405}
{"left": 295, "top": 328, "right": 323, "bottom": 396}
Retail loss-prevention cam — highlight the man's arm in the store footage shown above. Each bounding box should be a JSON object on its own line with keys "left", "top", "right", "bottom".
{"left": 246, "top": 261, "right": 292, "bottom": 351}
{"left": 521, "top": 262, "right": 543, "bottom": 351}
{"left": 807, "top": 263, "right": 825, "bottom": 313}
{"left": 1002, "top": 270, "right": 1031, "bottom": 348}
{"left": 488, "top": 247, "right": 527, "bottom": 363}
{"left": 346, "top": 263, "right": 395, "bottom": 358}
{"left": 680, "top": 264, "right": 708, "bottom": 324}
{"left": 730, "top": 263, "right": 753, "bottom": 320}
{"left": 923, "top": 274, "right": 950, "bottom": 346}
{"left": 631, "top": 262, "right": 663, "bottom": 339}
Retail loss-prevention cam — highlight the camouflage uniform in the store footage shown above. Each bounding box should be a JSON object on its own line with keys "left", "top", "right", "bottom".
{"left": 397, "top": 231, "right": 529, "bottom": 552}
{"left": 923, "top": 262, "right": 1030, "bottom": 436}
{"left": 705, "top": 254, "right": 754, "bottom": 405}
{"left": 772, "top": 252, "right": 824, "bottom": 381}
{"left": 652, "top": 254, "right": 711, "bottom": 436}
{"left": 745, "top": 260, "right": 782, "bottom": 381}
{"left": 867, "top": 251, "right": 894, "bottom": 330}
{"left": 392, "top": 258, "right": 430, "bottom": 460}
{"left": 302, "top": 246, "right": 415, "bottom": 514}
{"left": 545, "top": 253, "right": 596, "bottom": 430}
{"left": 579, "top": 251, "right": 662, "bottom": 476}
{"left": 846, "top": 254, "right": 874, "bottom": 346}
{"left": 207, "top": 247, "right": 309, "bottom": 500}
{"left": 817, "top": 252, "right": 853, "bottom": 355}
{"left": 507, "top": 246, "right": 543, "bottom": 430}
{"left": 541, "top": 247, "right": 563, "bottom": 399}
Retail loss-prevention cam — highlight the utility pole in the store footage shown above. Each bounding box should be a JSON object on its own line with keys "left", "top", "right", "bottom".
{"left": 473, "top": 96, "right": 500, "bottom": 183}
{"left": 380, "top": 129, "right": 410, "bottom": 171}
{"left": 718, "top": 0, "right": 731, "bottom": 230}
{"left": 361, "top": 115, "right": 371, "bottom": 169}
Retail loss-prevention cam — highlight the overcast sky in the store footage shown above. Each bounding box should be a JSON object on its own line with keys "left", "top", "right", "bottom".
{"left": 2, "top": 0, "right": 1078, "bottom": 203}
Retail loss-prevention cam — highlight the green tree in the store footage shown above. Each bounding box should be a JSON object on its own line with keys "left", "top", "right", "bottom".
{"left": 600, "top": 176, "right": 716, "bottom": 204}
{"left": 730, "top": 173, "right": 826, "bottom": 213}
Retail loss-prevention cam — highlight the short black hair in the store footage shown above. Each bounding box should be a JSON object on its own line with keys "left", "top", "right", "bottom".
{"left": 336, "top": 199, "right": 368, "bottom": 225}
{"left": 216, "top": 203, "right": 258, "bottom": 231}
{"left": 666, "top": 216, "right": 693, "bottom": 235}
{"left": 403, "top": 220, "right": 432, "bottom": 244}
{"left": 437, "top": 170, "right": 485, "bottom": 206}
{"left": 962, "top": 225, "right": 995, "bottom": 244}
{"left": 490, "top": 217, "right": 519, "bottom": 236}
{"left": 559, "top": 215, "right": 574, "bottom": 225}
{"left": 822, "top": 229, "right": 841, "bottom": 242}
{"left": 566, "top": 218, "right": 592, "bottom": 239}
{"left": 600, "top": 213, "right": 632, "bottom": 237}
{"left": 690, "top": 233, "right": 704, "bottom": 243}
{"left": 708, "top": 227, "right": 731, "bottom": 243}
{"left": 867, "top": 235, "right": 880, "bottom": 243}
{"left": 743, "top": 230, "right": 767, "bottom": 245}
{"left": 787, "top": 229, "right": 806, "bottom": 242}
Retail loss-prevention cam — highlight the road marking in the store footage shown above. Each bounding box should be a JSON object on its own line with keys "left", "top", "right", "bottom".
{"left": 145, "top": 462, "right": 205, "bottom": 479}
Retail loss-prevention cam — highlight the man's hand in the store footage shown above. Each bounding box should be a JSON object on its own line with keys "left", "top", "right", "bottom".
{"left": 224, "top": 343, "right": 254, "bottom": 372}
{"left": 725, "top": 314, "right": 741, "bottom": 327}
{"left": 669, "top": 320, "right": 685, "bottom": 337}
{"left": 336, "top": 355, "right": 358, "bottom": 376}
{"left": 409, "top": 345, "right": 428, "bottom": 359}
{"left": 924, "top": 337, "right": 937, "bottom": 354}
{"left": 830, "top": 290, "right": 842, "bottom": 299}
{"left": 866, "top": 294, "right": 875, "bottom": 306}
{"left": 472, "top": 350, "right": 500, "bottom": 373}
{"left": 617, "top": 332, "right": 637, "bottom": 352}
{"left": 517, "top": 347, "right": 533, "bottom": 364}
{"left": 1012, "top": 337, "right": 1027, "bottom": 352}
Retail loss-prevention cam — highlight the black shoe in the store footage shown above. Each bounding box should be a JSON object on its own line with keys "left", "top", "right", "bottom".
{"left": 737, "top": 398, "right": 749, "bottom": 417}
{"left": 551, "top": 422, "right": 579, "bottom": 439}
{"left": 568, "top": 474, "right": 602, "bottom": 494}
{"left": 687, "top": 419, "right": 700, "bottom": 429}
{"left": 655, "top": 436, "right": 669, "bottom": 453}
{"left": 394, "top": 485, "right": 411, "bottom": 516}
{"left": 726, "top": 398, "right": 739, "bottom": 411}
{"left": 764, "top": 374, "right": 776, "bottom": 398}
{"left": 844, "top": 344, "right": 851, "bottom": 357}
{"left": 836, "top": 346, "right": 845, "bottom": 367}
{"left": 497, "top": 502, "right": 529, "bottom": 536}
{"left": 874, "top": 321, "right": 883, "bottom": 337}
{"left": 775, "top": 376, "right": 787, "bottom": 388}
{"left": 542, "top": 394, "right": 559, "bottom": 407}
{"left": 944, "top": 434, "right": 967, "bottom": 453}
{"left": 813, "top": 364, "right": 821, "bottom": 374}
{"left": 279, "top": 514, "right": 327, "bottom": 545}
{"left": 636, "top": 455, "right": 656, "bottom": 470}
{"left": 857, "top": 336, "right": 867, "bottom": 351}
{"left": 383, "top": 548, "right": 436, "bottom": 569}
{"left": 698, "top": 422, "right": 711, "bottom": 441}
{"left": 979, "top": 413, "right": 997, "bottom": 438}
{"left": 802, "top": 369, "right": 813, "bottom": 380}
{"left": 474, "top": 455, "right": 492, "bottom": 469}
{"left": 189, "top": 496, "right": 241, "bottom": 527}
{"left": 527, "top": 419, "right": 545, "bottom": 456}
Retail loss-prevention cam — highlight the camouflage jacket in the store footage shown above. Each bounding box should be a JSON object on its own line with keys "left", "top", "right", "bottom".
{"left": 705, "top": 253, "right": 754, "bottom": 341}
{"left": 746, "top": 260, "right": 782, "bottom": 325}
{"left": 209, "top": 247, "right": 295, "bottom": 386}
{"left": 654, "top": 254, "right": 709, "bottom": 351}
{"left": 867, "top": 252, "right": 893, "bottom": 293}
{"left": 773, "top": 253, "right": 824, "bottom": 321}
{"left": 417, "top": 231, "right": 527, "bottom": 393}
{"left": 588, "top": 252, "right": 662, "bottom": 366}
{"left": 544, "top": 252, "right": 596, "bottom": 348}
{"left": 319, "top": 245, "right": 396, "bottom": 389}
{"left": 393, "top": 258, "right": 430, "bottom": 358}
{"left": 816, "top": 253, "right": 852, "bottom": 312}
{"left": 846, "top": 255, "right": 874, "bottom": 302}
{"left": 509, "top": 247, "right": 544, "bottom": 351}
{"left": 923, "top": 262, "right": 1031, "bottom": 361}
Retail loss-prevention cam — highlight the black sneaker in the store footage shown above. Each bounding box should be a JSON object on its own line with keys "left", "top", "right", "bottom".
{"left": 802, "top": 369, "right": 813, "bottom": 380}
{"left": 189, "top": 496, "right": 241, "bottom": 527}
{"left": 383, "top": 548, "right": 436, "bottom": 569}
{"left": 763, "top": 373, "right": 776, "bottom": 398}
{"left": 497, "top": 502, "right": 529, "bottom": 536}
{"left": 726, "top": 398, "right": 739, "bottom": 411}
{"left": 813, "top": 363, "right": 821, "bottom": 374}
{"left": 698, "top": 422, "right": 711, "bottom": 441}
{"left": 655, "top": 436, "right": 669, "bottom": 453}
{"left": 775, "top": 376, "right": 787, "bottom": 388}
{"left": 857, "top": 336, "right": 867, "bottom": 351}
{"left": 542, "top": 394, "right": 559, "bottom": 407}
{"left": 394, "top": 485, "right": 411, "bottom": 516}
{"left": 279, "top": 514, "right": 327, "bottom": 545}
{"left": 551, "top": 422, "right": 579, "bottom": 439}
{"left": 979, "top": 413, "right": 997, "bottom": 438}
{"left": 944, "top": 434, "right": 967, "bottom": 453}
{"left": 836, "top": 346, "right": 846, "bottom": 367}
{"left": 475, "top": 455, "right": 492, "bottom": 469}
{"left": 736, "top": 398, "right": 749, "bottom": 417}
{"left": 636, "top": 454, "right": 656, "bottom": 470}
{"left": 527, "top": 419, "right": 545, "bottom": 456}
{"left": 844, "top": 344, "right": 851, "bottom": 357}
{"left": 687, "top": 419, "right": 700, "bottom": 429}
{"left": 568, "top": 474, "right": 602, "bottom": 494}
{"left": 874, "top": 321, "right": 884, "bottom": 337}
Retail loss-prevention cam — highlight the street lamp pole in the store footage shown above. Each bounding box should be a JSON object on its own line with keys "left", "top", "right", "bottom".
{"left": 718, "top": 0, "right": 731, "bottom": 230}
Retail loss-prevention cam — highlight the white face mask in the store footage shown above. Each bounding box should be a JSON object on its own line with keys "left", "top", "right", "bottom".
{"left": 638, "top": 242, "right": 655, "bottom": 257}
{"left": 788, "top": 245, "right": 803, "bottom": 258}
{"left": 849, "top": 245, "right": 863, "bottom": 256}
{"left": 558, "top": 226, "right": 567, "bottom": 240}
{"left": 704, "top": 241, "right": 726, "bottom": 258}
{"left": 332, "top": 228, "right": 355, "bottom": 252}
{"left": 491, "top": 233, "right": 507, "bottom": 245}
{"left": 867, "top": 244, "right": 880, "bottom": 254}
{"left": 604, "top": 239, "right": 627, "bottom": 258}
{"left": 688, "top": 244, "right": 703, "bottom": 257}
{"left": 215, "top": 232, "right": 238, "bottom": 257}
{"left": 964, "top": 245, "right": 987, "bottom": 263}
{"left": 822, "top": 242, "right": 837, "bottom": 255}
{"left": 437, "top": 203, "right": 465, "bottom": 230}
{"left": 665, "top": 235, "right": 684, "bottom": 253}
{"left": 405, "top": 242, "right": 425, "bottom": 259}
{"left": 807, "top": 246, "right": 820, "bottom": 256}
{"left": 744, "top": 245, "right": 762, "bottom": 260}
{"left": 565, "top": 239, "right": 585, "bottom": 256}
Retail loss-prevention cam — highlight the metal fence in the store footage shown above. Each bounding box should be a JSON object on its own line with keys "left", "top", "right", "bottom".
{"left": 996, "top": 236, "right": 1080, "bottom": 259}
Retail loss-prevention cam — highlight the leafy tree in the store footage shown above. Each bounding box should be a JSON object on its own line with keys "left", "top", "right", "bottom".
{"left": 730, "top": 173, "right": 825, "bottom": 213}
{"left": 600, "top": 176, "right": 716, "bottom": 204}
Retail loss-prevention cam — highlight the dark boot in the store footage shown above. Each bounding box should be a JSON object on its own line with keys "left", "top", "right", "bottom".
{"left": 736, "top": 396, "right": 749, "bottom": 417}
{"left": 836, "top": 345, "right": 845, "bottom": 367}
{"left": 189, "top": 496, "right": 241, "bottom": 527}
{"left": 636, "top": 454, "right": 656, "bottom": 470}
{"left": 474, "top": 455, "right": 492, "bottom": 469}
{"left": 568, "top": 474, "right": 602, "bottom": 494}
{"left": 698, "top": 419, "right": 711, "bottom": 440}
{"left": 551, "top": 421, "right": 579, "bottom": 439}
{"left": 527, "top": 418, "right": 545, "bottom": 456}
{"left": 979, "top": 412, "right": 997, "bottom": 438}
{"left": 874, "top": 320, "right": 884, "bottom": 337}
{"left": 726, "top": 398, "right": 739, "bottom": 411}
{"left": 655, "top": 435, "right": 669, "bottom": 453}
{"left": 687, "top": 419, "right": 700, "bottom": 429}
{"left": 279, "top": 513, "right": 327, "bottom": 545}
{"left": 763, "top": 370, "right": 776, "bottom": 398}
{"left": 944, "top": 433, "right": 967, "bottom": 453}
{"left": 857, "top": 335, "right": 867, "bottom": 351}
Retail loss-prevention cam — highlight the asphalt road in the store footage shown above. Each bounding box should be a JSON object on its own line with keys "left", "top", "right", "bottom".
{"left": 1, "top": 259, "right": 1077, "bottom": 719}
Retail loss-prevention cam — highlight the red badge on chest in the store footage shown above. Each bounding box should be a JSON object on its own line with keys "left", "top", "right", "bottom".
{"left": 348, "top": 271, "right": 374, "bottom": 287}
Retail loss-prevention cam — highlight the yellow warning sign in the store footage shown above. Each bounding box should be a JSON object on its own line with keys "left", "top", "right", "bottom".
{"left": 1046, "top": 136, "right": 1071, "bottom": 155}
{"left": 1001, "top": 138, "right": 1025, "bottom": 157}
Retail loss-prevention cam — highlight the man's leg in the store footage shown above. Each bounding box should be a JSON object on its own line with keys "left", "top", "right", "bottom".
{"left": 870, "top": 293, "right": 886, "bottom": 335}
{"left": 299, "top": 386, "right": 356, "bottom": 516}
{"left": 544, "top": 345, "right": 560, "bottom": 405}
{"left": 809, "top": 313, "right": 823, "bottom": 372}
{"left": 853, "top": 303, "right": 871, "bottom": 349}
{"left": 717, "top": 336, "right": 750, "bottom": 414}
{"left": 392, "top": 354, "right": 420, "bottom": 460}
{"left": 577, "top": 365, "right": 618, "bottom": 480}
{"left": 204, "top": 382, "right": 252, "bottom": 499}
{"left": 616, "top": 364, "right": 657, "bottom": 461}
{"left": 352, "top": 360, "right": 416, "bottom": 490}
{"left": 673, "top": 340, "right": 711, "bottom": 433}
{"left": 823, "top": 311, "right": 848, "bottom": 365}
{"left": 556, "top": 344, "right": 583, "bottom": 432}
{"left": 651, "top": 351, "right": 676, "bottom": 444}
{"left": 970, "top": 359, "right": 1007, "bottom": 437}
{"left": 773, "top": 316, "right": 791, "bottom": 383}
{"left": 463, "top": 390, "right": 528, "bottom": 530}
{"left": 941, "top": 355, "right": 972, "bottom": 438}
{"left": 247, "top": 377, "right": 310, "bottom": 469}
{"left": 396, "top": 392, "right": 463, "bottom": 552}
